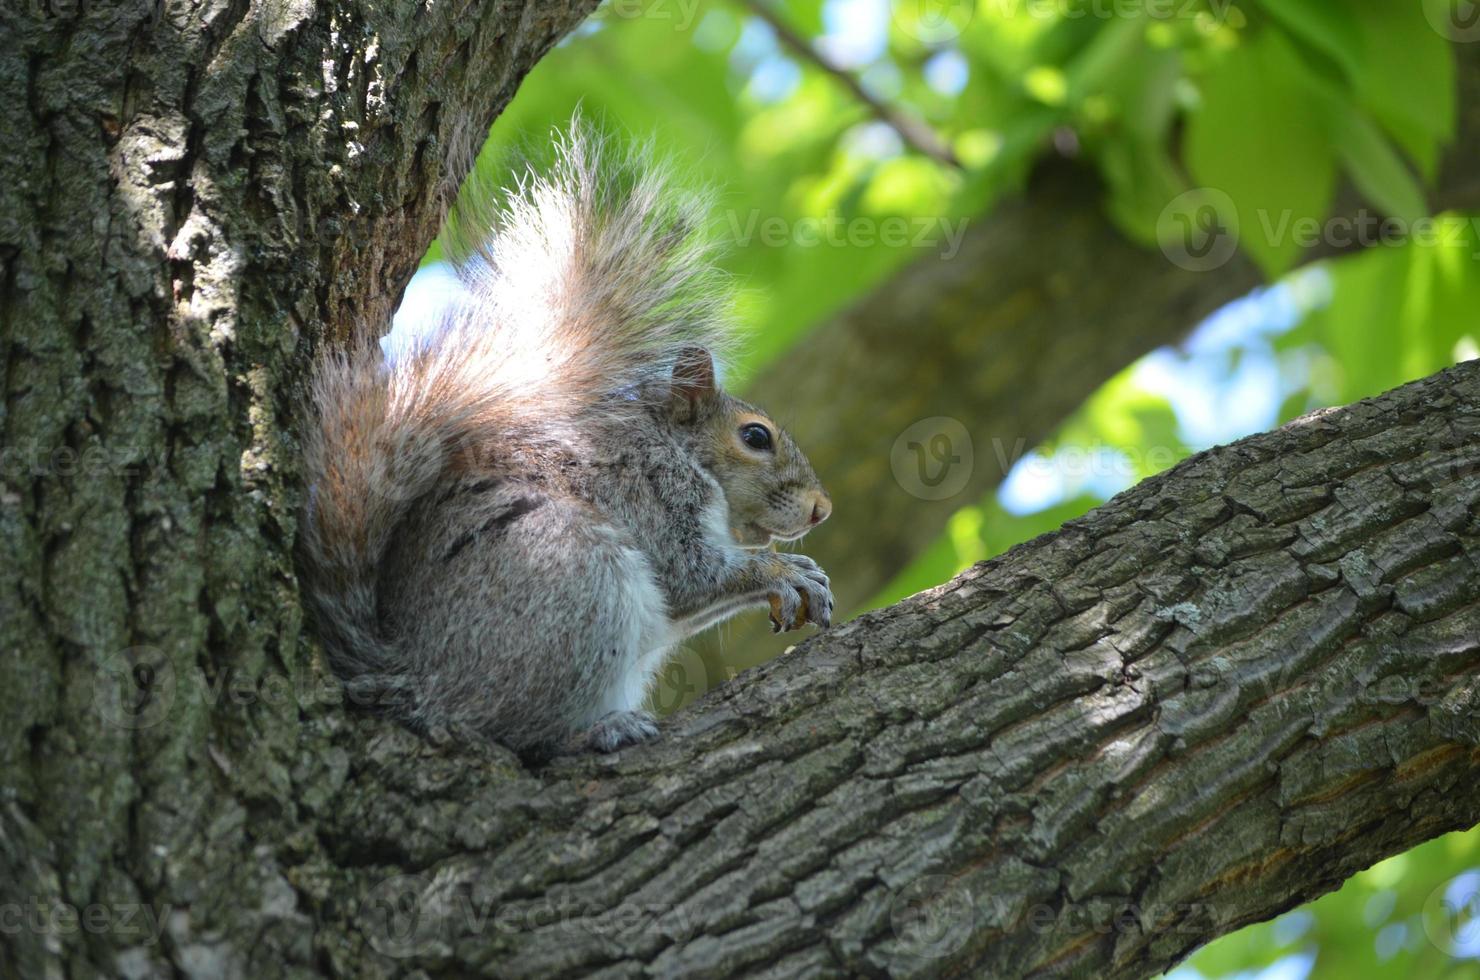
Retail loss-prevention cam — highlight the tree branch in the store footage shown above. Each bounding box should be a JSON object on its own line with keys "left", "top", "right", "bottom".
{"left": 315, "top": 359, "right": 1479, "bottom": 978}
{"left": 6, "top": 6, "right": 1480, "bottom": 978}
{"left": 739, "top": 0, "right": 960, "bottom": 169}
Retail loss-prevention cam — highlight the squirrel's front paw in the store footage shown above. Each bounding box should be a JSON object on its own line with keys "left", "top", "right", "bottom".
{"left": 585, "top": 710, "right": 660, "bottom": 753}
{"left": 765, "top": 553, "right": 834, "bottom": 633}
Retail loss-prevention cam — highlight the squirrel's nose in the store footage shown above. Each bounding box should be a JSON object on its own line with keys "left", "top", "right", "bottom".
{"left": 808, "top": 493, "right": 832, "bottom": 526}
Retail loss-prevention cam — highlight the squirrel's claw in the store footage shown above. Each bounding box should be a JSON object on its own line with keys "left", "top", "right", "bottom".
{"left": 768, "top": 590, "right": 802, "bottom": 632}
{"left": 585, "top": 710, "right": 660, "bottom": 753}
{"left": 766, "top": 565, "right": 833, "bottom": 632}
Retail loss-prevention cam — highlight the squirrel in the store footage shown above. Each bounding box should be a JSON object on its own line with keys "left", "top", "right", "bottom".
{"left": 299, "top": 125, "right": 834, "bottom": 755}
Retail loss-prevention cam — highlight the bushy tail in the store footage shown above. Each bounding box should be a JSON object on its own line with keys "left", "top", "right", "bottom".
{"left": 299, "top": 121, "right": 733, "bottom": 701}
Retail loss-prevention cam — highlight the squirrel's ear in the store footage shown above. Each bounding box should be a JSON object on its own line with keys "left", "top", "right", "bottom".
{"left": 670, "top": 346, "right": 717, "bottom": 418}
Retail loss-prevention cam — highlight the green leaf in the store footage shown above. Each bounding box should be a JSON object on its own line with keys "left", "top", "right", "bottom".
{"left": 1332, "top": 106, "right": 1428, "bottom": 225}
{"left": 1257, "top": 0, "right": 1365, "bottom": 83}
{"left": 784, "top": 0, "right": 825, "bottom": 36}
{"left": 1302, "top": 248, "right": 1409, "bottom": 404}
{"left": 1064, "top": 15, "right": 1145, "bottom": 103}
{"left": 1411, "top": 216, "right": 1480, "bottom": 374}
{"left": 1348, "top": 0, "right": 1456, "bottom": 176}
{"left": 1183, "top": 28, "right": 1339, "bottom": 277}
{"left": 1300, "top": 217, "right": 1480, "bottom": 406}
{"left": 1101, "top": 136, "right": 1187, "bottom": 246}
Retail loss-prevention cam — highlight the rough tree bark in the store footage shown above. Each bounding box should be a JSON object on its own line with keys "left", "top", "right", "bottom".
{"left": 3, "top": 4, "right": 1479, "bottom": 979}
{"left": 273, "top": 361, "right": 1480, "bottom": 979}
{"left": 0, "top": 1, "right": 597, "bottom": 976}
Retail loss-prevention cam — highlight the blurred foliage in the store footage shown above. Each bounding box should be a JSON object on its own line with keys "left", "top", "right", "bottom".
{"left": 1291, "top": 217, "right": 1480, "bottom": 407}
{"left": 439, "top": 1, "right": 1480, "bottom": 976}
{"left": 453, "top": 0, "right": 1460, "bottom": 371}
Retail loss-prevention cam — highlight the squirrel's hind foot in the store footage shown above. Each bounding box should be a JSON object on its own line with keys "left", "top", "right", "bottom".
{"left": 585, "top": 710, "right": 660, "bottom": 753}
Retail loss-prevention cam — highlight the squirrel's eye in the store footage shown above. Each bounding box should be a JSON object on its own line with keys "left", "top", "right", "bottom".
{"left": 739, "top": 423, "right": 773, "bottom": 452}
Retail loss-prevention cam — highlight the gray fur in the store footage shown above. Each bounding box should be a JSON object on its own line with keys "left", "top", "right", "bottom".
{"left": 300, "top": 122, "right": 833, "bottom": 755}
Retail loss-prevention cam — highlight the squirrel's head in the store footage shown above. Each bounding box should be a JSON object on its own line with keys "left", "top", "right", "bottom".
{"left": 667, "top": 347, "right": 831, "bottom": 549}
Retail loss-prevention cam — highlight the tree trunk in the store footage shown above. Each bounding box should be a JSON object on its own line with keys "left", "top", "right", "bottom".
{"left": 4, "top": 5, "right": 1479, "bottom": 979}
{"left": 0, "top": 1, "right": 596, "bottom": 975}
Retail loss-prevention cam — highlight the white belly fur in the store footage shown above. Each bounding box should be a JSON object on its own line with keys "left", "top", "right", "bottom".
{"left": 602, "top": 494, "right": 737, "bottom": 716}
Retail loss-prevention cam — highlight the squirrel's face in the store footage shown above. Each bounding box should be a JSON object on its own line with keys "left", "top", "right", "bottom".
{"left": 668, "top": 348, "right": 831, "bottom": 549}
